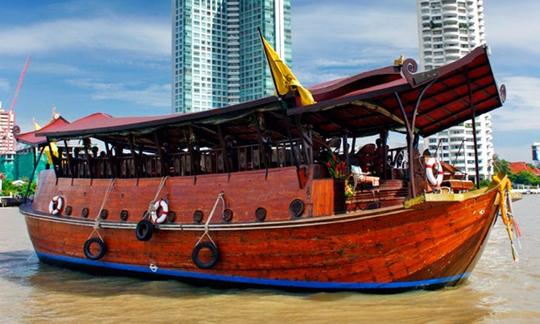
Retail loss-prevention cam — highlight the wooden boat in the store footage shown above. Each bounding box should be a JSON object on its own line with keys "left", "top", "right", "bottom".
{"left": 18, "top": 46, "right": 513, "bottom": 292}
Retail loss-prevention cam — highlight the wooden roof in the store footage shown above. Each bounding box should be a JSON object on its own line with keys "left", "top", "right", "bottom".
{"left": 37, "top": 46, "right": 504, "bottom": 144}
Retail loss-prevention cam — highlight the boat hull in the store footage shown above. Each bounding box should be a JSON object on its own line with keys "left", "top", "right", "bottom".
{"left": 21, "top": 186, "right": 500, "bottom": 292}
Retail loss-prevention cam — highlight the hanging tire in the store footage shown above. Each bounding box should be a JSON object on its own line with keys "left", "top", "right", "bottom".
{"left": 192, "top": 241, "right": 219, "bottom": 269}
{"left": 136, "top": 219, "right": 154, "bottom": 241}
{"left": 83, "top": 238, "right": 107, "bottom": 260}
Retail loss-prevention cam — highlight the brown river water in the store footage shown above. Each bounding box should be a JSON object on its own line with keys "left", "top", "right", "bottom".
{"left": 1, "top": 197, "right": 539, "bottom": 323}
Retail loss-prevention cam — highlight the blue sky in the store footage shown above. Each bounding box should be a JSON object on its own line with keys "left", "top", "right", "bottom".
{"left": 0, "top": 0, "right": 539, "bottom": 161}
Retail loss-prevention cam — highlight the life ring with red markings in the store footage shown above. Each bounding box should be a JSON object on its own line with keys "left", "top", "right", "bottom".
{"left": 425, "top": 157, "right": 444, "bottom": 187}
{"left": 151, "top": 199, "right": 169, "bottom": 224}
{"left": 48, "top": 195, "right": 64, "bottom": 216}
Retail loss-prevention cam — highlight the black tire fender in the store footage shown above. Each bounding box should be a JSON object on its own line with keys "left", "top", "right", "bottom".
{"left": 192, "top": 241, "right": 219, "bottom": 269}
{"left": 83, "top": 238, "right": 107, "bottom": 260}
{"left": 136, "top": 219, "right": 154, "bottom": 241}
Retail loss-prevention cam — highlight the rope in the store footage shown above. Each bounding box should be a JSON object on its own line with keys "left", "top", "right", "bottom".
{"left": 195, "top": 192, "right": 225, "bottom": 247}
{"left": 87, "top": 178, "right": 116, "bottom": 241}
{"left": 145, "top": 176, "right": 168, "bottom": 221}
{"left": 494, "top": 175, "right": 521, "bottom": 262}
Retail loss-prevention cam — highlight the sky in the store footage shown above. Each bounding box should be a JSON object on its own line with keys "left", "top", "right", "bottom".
{"left": 0, "top": 0, "right": 539, "bottom": 161}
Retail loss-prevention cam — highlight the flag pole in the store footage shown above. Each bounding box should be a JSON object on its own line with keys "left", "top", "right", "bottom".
{"left": 257, "top": 27, "right": 281, "bottom": 99}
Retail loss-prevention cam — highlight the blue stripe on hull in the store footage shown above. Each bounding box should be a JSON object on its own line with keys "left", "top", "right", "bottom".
{"left": 36, "top": 252, "right": 470, "bottom": 291}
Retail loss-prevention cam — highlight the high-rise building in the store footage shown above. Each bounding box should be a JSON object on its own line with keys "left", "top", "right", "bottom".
{"left": 417, "top": 0, "right": 494, "bottom": 181}
{"left": 0, "top": 101, "right": 16, "bottom": 158}
{"left": 532, "top": 143, "right": 540, "bottom": 162}
{"left": 172, "top": 0, "right": 291, "bottom": 113}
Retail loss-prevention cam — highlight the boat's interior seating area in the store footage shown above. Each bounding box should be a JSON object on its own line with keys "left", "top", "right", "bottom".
{"left": 56, "top": 139, "right": 306, "bottom": 178}
{"left": 346, "top": 179, "right": 408, "bottom": 211}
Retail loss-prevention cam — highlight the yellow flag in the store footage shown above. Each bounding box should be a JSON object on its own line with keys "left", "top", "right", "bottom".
{"left": 34, "top": 119, "right": 58, "bottom": 164}
{"left": 261, "top": 36, "right": 316, "bottom": 106}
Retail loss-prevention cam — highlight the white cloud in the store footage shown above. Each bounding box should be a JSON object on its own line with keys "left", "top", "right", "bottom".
{"left": 68, "top": 79, "right": 171, "bottom": 108}
{"left": 0, "top": 78, "right": 9, "bottom": 92}
{"left": 0, "top": 17, "right": 170, "bottom": 56}
{"left": 31, "top": 63, "right": 82, "bottom": 75}
{"left": 293, "top": 4, "right": 417, "bottom": 52}
{"left": 486, "top": 2, "right": 540, "bottom": 56}
{"left": 292, "top": 3, "right": 418, "bottom": 84}
{"left": 492, "top": 76, "right": 540, "bottom": 131}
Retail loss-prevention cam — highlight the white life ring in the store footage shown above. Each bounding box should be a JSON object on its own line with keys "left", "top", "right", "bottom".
{"left": 48, "top": 195, "right": 64, "bottom": 215}
{"left": 151, "top": 199, "right": 169, "bottom": 224}
{"left": 425, "top": 157, "right": 444, "bottom": 187}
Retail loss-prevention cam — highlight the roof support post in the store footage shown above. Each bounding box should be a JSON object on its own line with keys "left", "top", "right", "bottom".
{"left": 394, "top": 93, "right": 416, "bottom": 198}
{"left": 254, "top": 113, "right": 269, "bottom": 178}
{"left": 24, "top": 145, "right": 45, "bottom": 202}
{"left": 104, "top": 141, "right": 116, "bottom": 178}
{"left": 394, "top": 80, "right": 437, "bottom": 198}
{"left": 154, "top": 132, "right": 166, "bottom": 177}
{"left": 217, "top": 125, "right": 230, "bottom": 175}
{"left": 48, "top": 141, "right": 60, "bottom": 179}
{"left": 63, "top": 140, "right": 75, "bottom": 178}
{"left": 82, "top": 138, "right": 94, "bottom": 179}
{"left": 128, "top": 134, "right": 140, "bottom": 179}
{"left": 466, "top": 71, "right": 481, "bottom": 188}
{"left": 342, "top": 133, "right": 350, "bottom": 174}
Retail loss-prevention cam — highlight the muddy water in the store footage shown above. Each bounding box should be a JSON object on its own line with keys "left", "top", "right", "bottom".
{"left": 1, "top": 197, "right": 539, "bottom": 323}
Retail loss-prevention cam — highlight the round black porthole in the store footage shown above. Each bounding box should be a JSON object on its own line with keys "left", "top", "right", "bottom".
{"left": 193, "top": 210, "right": 204, "bottom": 224}
{"left": 99, "top": 209, "right": 108, "bottom": 220}
{"left": 120, "top": 210, "right": 129, "bottom": 221}
{"left": 289, "top": 199, "right": 305, "bottom": 218}
{"left": 81, "top": 207, "right": 89, "bottom": 218}
{"left": 222, "top": 208, "right": 233, "bottom": 223}
{"left": 255, "top": 207, "right": 267, "bottom": 222}
{"left": 65, "top": 205, "right": 73, "bottom": 216}
{"left": 167, "top": 211, "right": 176, "bottom": 223}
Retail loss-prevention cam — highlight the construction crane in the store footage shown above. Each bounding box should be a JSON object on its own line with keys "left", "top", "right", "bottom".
{"left": 8, "top": 56, "right": 31, "bottom": 113}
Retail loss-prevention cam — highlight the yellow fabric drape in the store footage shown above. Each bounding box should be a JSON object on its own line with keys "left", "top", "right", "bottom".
{"left": 261, "top": 36, "right": 316, "bottom": 106}
{"left": 34, "top": 120, "right": 58, "bottom": 164}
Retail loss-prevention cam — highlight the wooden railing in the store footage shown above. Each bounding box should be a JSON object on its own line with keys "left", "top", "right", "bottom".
{"left": 56, "top": 139, "right": 305, "bottom": 179}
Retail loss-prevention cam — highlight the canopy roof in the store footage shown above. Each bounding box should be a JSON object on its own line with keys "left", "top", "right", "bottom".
{"left": 291, "top": 46, "right": 504, "bottom": 137}
{"left": 37, "top": 46, "right": 504, "bottom": 145}
{"left": 16, "top": 116, "right": 70, "bottom": 146}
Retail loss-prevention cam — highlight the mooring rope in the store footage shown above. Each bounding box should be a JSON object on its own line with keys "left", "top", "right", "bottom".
{"left": 87, "top": 178, "right": 116, "bottom": 241}
{"left": 195, "top": 191, "right": 225, "bottom": 247}
{"left": 494, "top": 175, "right": 521, "bottom": 262}
{"left": 145, "top": 176, "right": 168, "bottom": 220}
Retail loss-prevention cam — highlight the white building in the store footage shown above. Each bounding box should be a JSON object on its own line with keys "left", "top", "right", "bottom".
{"left": 172, "top": 0, "right": 292, "bottom": 113}
{"left": 417, "top": 0, "right": 493, "bottom": 181}
{"left": 0, "top": 101, "right": 16, "bottom": 158}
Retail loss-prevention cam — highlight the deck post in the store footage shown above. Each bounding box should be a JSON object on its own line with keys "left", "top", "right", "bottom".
{"left": 104, "top": 141, "right": 116, "bottom": 178}
{"left": 128, "top": 134, "right": 140, "bottom": 178}
{"left": 24, "top": 145, "right": 45, "bottom": 201}
{"left": 82, "top": 138, "right": 94, "bottom": 179}
{"left": 466, "top": 73, "right": 481, "bottom": 188}
{"left": 254, "top": 113, "right": 269, "bottom": 178}
{"left": 154, "top": 132, "right": 166, "bottom": 177}
{"left": 394, "top": 93, "right": 416, "bottom": 198}
{"left": 47, "top": 141, "right": 60, "bottom": 179}
{"left": 63, "top": 140, "right": 75, "bottom": 178}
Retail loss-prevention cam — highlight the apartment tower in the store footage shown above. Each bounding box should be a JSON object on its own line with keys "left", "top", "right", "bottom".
{"left": 417, "top": 0, "right": 494, "bottom": 181}
{"left": 172, "top": 0, "right": 291, "bottom": 113}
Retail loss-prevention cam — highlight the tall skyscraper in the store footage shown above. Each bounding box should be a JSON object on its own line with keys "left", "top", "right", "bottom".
{"left": 172, "top": 0, "right": 291, "bottom": 113}
{"left": 417, "top": 0, "right": 494, "bottom": 181}
{"left": 0, "top": 101, "right": 16, "bottom": 157}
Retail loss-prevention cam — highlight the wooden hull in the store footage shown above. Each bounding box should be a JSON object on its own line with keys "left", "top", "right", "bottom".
{"left": 20, "top": 176, "right": 501, "bottom": 292}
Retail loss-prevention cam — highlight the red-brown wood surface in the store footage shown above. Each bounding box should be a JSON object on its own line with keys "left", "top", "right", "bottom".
{"left": 24, "top": 184, "right": 499, "bottom": 285}
{"left": 32, "top": 167, "right": 311, "bottom": 223}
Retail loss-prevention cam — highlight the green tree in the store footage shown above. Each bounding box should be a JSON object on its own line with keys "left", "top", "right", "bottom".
{"left": 513, "top": 171, "right": 540, "bottom": 186}
{"left": 493, "top": 154, "right": 511, "bottom": 175}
